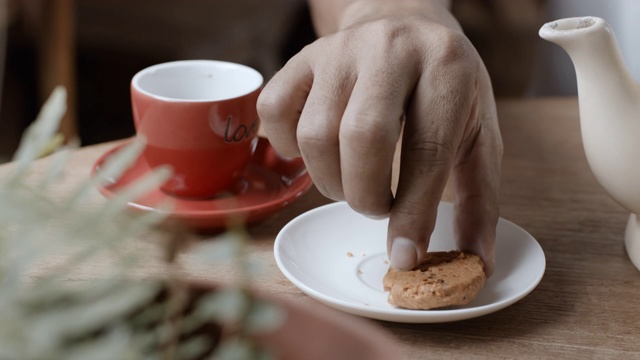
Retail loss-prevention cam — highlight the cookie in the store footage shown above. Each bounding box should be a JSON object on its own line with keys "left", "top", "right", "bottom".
{"left": 382, "top": 251, "right": 486, "bottom": 310}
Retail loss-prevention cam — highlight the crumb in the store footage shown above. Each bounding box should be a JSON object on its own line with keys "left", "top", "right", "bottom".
{"left": 357, "top": 269, "right": 363, "bottom": 275}
{"left": 346, "top": 252, "right": 354, "bottom": 257}
{"left": 362, "top": 253, "right": 367, "bottom": 257}
{"left": 383, "top": 260, "right": 389, "bottom": 264}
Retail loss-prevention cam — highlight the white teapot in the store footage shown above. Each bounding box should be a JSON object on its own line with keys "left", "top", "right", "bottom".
{"left": 539, "top": 17, "right": 640, "bottom": 272}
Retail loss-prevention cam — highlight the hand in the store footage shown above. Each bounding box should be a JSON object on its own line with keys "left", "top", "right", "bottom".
{"left": 257, "top": 0, "right": 502, "bottom": 275}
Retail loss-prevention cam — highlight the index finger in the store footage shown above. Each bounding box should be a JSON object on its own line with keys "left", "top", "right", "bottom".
{"left": 387, "top": 63, "right": 477, "bottom": 271}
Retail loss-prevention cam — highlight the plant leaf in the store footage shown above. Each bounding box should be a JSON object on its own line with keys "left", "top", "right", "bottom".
{"left": 245, "top": 299, "right": 285, "bottom": 334}
{"left": 195, "top": 288, "right": 249, "bottom": 325}
{"left": 11, "top": 86, "right": 67, "bottom": 180}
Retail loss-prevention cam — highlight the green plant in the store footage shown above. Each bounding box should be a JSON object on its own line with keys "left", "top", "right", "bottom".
{"left": 0, "top": 87, "right": 283, "bottom": 359}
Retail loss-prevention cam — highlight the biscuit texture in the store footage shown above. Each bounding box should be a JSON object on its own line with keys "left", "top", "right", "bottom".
{"left": 383, "top": 251, "right": 486, "bottom": 310}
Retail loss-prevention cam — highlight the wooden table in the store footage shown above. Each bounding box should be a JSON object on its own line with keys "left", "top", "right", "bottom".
{"left": 4, "top": 98, "right": 640, "bottom": 358}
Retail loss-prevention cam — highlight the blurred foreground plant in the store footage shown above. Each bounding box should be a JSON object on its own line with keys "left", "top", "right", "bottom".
{"left": 0, "top": 87, "right": 283, "bottom": 359}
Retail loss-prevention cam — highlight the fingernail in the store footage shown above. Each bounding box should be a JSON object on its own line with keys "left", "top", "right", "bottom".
{"left": 390, "top": 237, "right": 417, "bottom": 271}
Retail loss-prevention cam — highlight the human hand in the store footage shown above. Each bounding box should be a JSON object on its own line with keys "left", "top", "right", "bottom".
{"left": 257, "top": 0, "right": 502, "bottom": 275}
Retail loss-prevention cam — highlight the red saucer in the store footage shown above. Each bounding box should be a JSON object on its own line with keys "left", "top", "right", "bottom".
{"left": 91, "top": 137, "right": 313, "bottom": 231}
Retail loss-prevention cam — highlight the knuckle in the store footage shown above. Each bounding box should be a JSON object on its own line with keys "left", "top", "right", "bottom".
{"left": 431, "top": 30, "right": 478, "bottom": 70}
{"left": 400, "top": 140, "right": 455, "bottom": 179}
{"left": 256, "top": 88, "right": 285, "bottom": 122}
{"left": 406, "top": 137, "right": 454, "bottom": 169}
{"left": 341, "top": 116, "right": 398, "bottom": 154}
{"left": 297, "top": 123, "right": 336, "bottom": 155}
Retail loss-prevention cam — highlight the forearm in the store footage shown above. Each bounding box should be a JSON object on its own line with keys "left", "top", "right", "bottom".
{"left": 307, "top": 0, "right": 456, "bottom": 36}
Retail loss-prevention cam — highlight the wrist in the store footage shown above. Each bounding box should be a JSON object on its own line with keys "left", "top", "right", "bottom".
{"left": 338, "top": 0, "right": 460, "bottom": 32}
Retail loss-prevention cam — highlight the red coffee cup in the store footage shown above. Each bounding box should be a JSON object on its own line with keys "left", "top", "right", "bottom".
{"left": 131, "top": 60, "right": 263, "bottom": 198}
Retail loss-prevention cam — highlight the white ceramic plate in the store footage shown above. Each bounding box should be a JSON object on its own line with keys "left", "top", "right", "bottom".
{"left": 274, "top": 201, "right": 545, "bottom": 323}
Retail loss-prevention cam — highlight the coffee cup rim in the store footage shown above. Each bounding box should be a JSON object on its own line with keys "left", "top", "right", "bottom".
{"left": 131, "top": 59, "right": 263, "bottom": 103}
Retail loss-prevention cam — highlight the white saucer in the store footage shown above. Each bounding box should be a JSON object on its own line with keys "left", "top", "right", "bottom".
{"left": 274, "top": 202, "right": 545, "bottom": 323}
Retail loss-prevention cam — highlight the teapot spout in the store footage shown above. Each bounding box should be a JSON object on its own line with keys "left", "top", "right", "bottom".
{"left": 539, "top": 17, "right": 638, "bottom": 106}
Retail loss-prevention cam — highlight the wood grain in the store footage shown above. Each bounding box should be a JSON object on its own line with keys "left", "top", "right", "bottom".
{"left": 1, "top": 98, "right": 639, "bottom": 358}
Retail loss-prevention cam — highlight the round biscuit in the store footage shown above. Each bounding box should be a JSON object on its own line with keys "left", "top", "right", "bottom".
{"left": 383, "top": 251, "right": 486, "bottom": 310}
